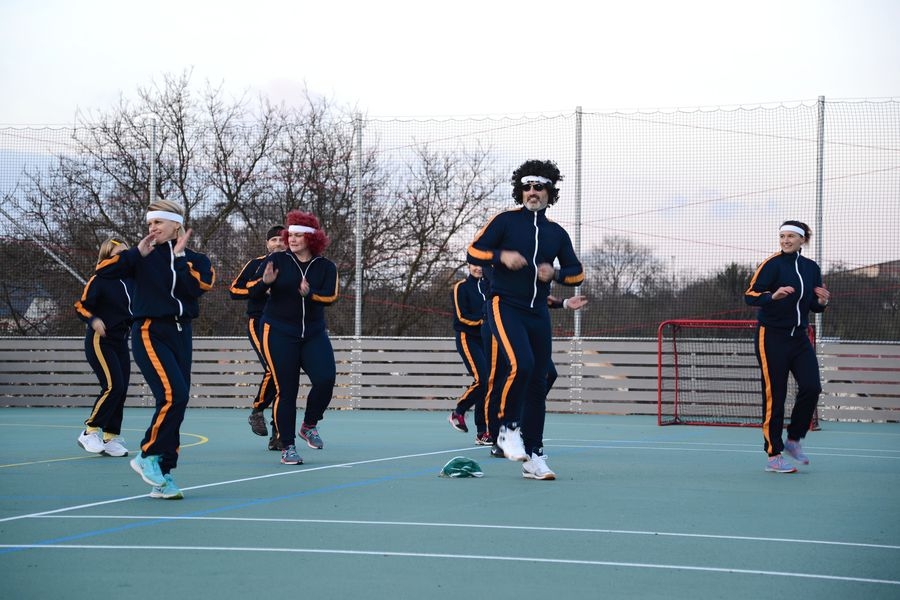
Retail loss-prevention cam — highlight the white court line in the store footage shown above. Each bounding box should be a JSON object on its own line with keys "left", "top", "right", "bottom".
{"left": 35, "top": 514, "right": 900, "bottom": 551}
{"left": 0, "top": 544, "right": 897, "bottom": 586}
{"left": 554, "top": 443, "right": 900, "bottom": 460}
{"left": 0, "top": 446, "right": 478, "bottom": 523}
{"left": 3, "top": 440, "right": 899, "bottom": 524}
{"left": 556, "top": 438, "right": 900, "bottom": 454}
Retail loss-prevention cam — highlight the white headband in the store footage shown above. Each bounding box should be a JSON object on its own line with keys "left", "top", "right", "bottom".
{"left": 288, "top": 225, "right": 316, "bottom": 234}
{"left": 780, "top": 225, "right": 805, "bottom": 237}
{"left": 521, "top": 175, "right": 552, "bottom": 185}
{"left": 146, "top": 210, "right": 184, "bottom": 225}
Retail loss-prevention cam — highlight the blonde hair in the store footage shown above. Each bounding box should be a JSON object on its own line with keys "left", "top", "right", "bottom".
{"left": 148, "top": 199, "right": 186, "bottom": 234}
{"left": 97, "top": 236, "right": 128, "bottom": 264}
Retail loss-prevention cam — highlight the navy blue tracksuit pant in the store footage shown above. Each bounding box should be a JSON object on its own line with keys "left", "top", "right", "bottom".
{"left": 754, "top": 325, "right": 821, "bottom": 457}
{"left": 247, "top": 316, "right": 276, "bottom": 412}
{"left": 454, "top": 330, "right": 487, "bottom": 433}
{"left": 83, "top": 325, "right": 131, "bottom": 436}
{"left": 489, "top": 298, "right": 552, "bottom": 455}
{"left": 131, "top": 318, "right": 192, "bottom": 474}
{"left": 262, "top": 323, "right": 336, "bottom": 448}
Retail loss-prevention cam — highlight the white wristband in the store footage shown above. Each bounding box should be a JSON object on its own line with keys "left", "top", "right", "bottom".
{"left": 563, "top": 298, "right": 569, "bottom": 309}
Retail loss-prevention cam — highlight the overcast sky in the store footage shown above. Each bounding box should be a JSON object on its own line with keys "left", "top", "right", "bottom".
{"left": 1, "top": 0, "right": 899, "bottom": 124}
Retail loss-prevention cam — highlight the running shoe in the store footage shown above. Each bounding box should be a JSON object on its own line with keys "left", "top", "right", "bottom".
{"left": 299, "top": 423, "right": 324, "bottom": 449}
{"left": 522, "top": 453, "right": 556, "bottom": 480}
{"left": 130, "top": 454, "right": 166, "bottom": 486}
{"left": 784, "top": 439, "right": 810, "bottom": 465}
{"left": 150, "top": 474, "right": 184, "bottom": 499}
{"left": 448, "top": 411, "right": 468, "bottom": 433}
{"left": 475, "top": 432, "right": 493, "bottom": 446}
{"left": 102, "top": 437, "right": 129, "bottom": 457}
{"left": 765, "top": 454, "right": 797, "bottom": 473}
{"left": 497, "top": 425, "right": 527, "bottom": 462}
{"left": 281, "top": 444, "right": 303, "bottom": 465}
{"left": 77, "top": 430, "right": 104, "bottom": 454}
{"left": 248, "top": 410, "right": 268, "bottom": 436}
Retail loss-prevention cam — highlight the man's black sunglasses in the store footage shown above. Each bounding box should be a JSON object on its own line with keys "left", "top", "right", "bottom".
{"left": 521, "top": 183, "right": 547, "bottom": 191}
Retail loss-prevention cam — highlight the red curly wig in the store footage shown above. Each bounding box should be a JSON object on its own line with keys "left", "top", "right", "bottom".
{"left": 282, "top": 210, "right": 330, "bottom": 256}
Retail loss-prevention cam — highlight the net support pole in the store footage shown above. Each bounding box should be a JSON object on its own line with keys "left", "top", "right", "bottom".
{"left": 149, "top": 117, "right": 158, "bottom": 203}
{"left": 353, "top": 113, "right": 364, "bottom": 338}
{"left": 815, "top": 96, "right": 825, "bottom": 339}
{"left": 568, "top": 106, "right": 585, "bottom": 408}
{"left": 573, "top": 106, "right": 583, "bottom": 338}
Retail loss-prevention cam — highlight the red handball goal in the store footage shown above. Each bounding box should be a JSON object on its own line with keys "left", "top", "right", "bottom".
{"left": 657, "top": 319, "right": 820, "bottom": 429}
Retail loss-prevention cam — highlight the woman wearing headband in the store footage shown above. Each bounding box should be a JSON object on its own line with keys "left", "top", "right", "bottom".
{"left": 74, "top": 236, "right": 134, "bottom": 458}
{"left": 96, "top": 199, "right": 215, "bottom": 498}
{"left": 745, "top": 220, "right": 830, "bottom": 474}
{"left": 253, "top": 210, "right": 339, "bottom": 466}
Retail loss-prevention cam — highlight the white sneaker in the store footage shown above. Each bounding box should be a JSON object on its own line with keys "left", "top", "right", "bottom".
{"left": 522, "top": 453, "right": 556, "bottom": 480}
{"left": 102, "top": 437, "right": 129, "bottom": 457}
{"left": 77, "top": 430, "right": 104, "bottom": 454}
{"left": 497, "top": 425, "right": 528, "bottom": 462}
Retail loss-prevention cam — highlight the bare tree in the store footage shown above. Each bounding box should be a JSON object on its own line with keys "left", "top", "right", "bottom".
{"left": 362, "top": 145, "right": 505, "bottom": 335}
{"left": 583, "top": 235, "right": 668, "bottom": 298}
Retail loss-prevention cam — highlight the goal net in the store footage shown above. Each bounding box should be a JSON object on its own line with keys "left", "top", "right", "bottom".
{"left": 657, "top": 319, "right": 819, "bottom": 428}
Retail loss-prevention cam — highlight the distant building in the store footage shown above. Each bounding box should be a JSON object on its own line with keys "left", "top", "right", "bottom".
{"left": 0, "top": 285, "right": 57, "bottom": 334}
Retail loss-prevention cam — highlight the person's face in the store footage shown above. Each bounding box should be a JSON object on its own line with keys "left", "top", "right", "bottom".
{"left": 521, "top": 183, "right": 549, "bottom": 212}
{"left": 110, "top": 242, "right": 127, "bottom": 257}
{"left": 779, "top": 231, "right": 805, "bottom": 254}
{"left": 288, "top": 231, "right": 308, "bottom": 254}
{"left": 468, "top": 264, "right": 482, "bottom": 278}
{"left": 147, "top": 218, "right": 180, "bottom": 242}
{"left": 267, "top": 234, "right": 285, "bottom": 253}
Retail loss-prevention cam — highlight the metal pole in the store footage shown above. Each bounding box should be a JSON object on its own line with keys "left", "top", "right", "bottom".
{"left": 354, "top": 113, "right": 364, "bottom": 338}
{"left": 815, "top": 96, "right": 825, "bottom": 338}
{"left": 149, "top": 117, "right": 157, "bottom": 203}
{"left": 574, "top": 106, "right": 583, "bottom": 338}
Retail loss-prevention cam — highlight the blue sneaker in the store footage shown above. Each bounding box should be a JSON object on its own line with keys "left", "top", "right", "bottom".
{"left": 149, "top": 474, "right": 183, "bottom": 499}
{"left": 130, "top": 454, "right": 166, "bottom": 486}
{"left": 784, "top": 439, "right": 810, "bottom": 465}
{"left": 765, "top": 454, "right": 797, "bottom": 473}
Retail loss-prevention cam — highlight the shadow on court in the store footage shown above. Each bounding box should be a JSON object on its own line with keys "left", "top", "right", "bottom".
{"left": 1, "top": 408, "right": 899, "bottom": 600}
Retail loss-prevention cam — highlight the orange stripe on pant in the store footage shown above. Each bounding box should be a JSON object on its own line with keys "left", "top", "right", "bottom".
{"left": 491, "top": 296, "right": 517, "bottom": 421}
{"left": 85, "top": 330, "right": 114, "bottom": 424}
{"left": 757, "top": 326, "right": 777, "bottom": 455}
{"left": 140, "top": 319, "right": 175, "bottom": 453}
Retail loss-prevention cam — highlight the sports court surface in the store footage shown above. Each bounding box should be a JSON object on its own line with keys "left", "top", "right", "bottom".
{"left": 1, "top": 408, "right": 899, "bottom": 600}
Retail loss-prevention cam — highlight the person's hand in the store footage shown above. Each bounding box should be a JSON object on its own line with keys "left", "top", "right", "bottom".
{"left": 500, "top": 250, "right": 527, "bottom": 271}
{"left": 137, "top": 233, "right": 156, "bottom": 257}
{"left": 90, "top": 318, "right": 107, "bottom": 337}
{"left": 536, "top": 263, "right": 555, "bottom": 282}
{"left": 299, "top": 277, "right": 310, "bottom": 297}
{"left": 173, "top": 228, "right": 192, "bottom": 255}
{"left": 772, "top": 286, "right": 795, "bottom": 300}
{"left": 814, "top": 285, "right": 831, "bottom": 306}
{"left": 262, "top": 261, "right": 278, "bottom": 285}
{"left": 565, "top": 295, "right": 588, "bottom": 310}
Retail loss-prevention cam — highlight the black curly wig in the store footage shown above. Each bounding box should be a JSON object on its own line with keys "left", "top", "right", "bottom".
{"left": 510, "top": 159, "right": 563, "bottom": 205}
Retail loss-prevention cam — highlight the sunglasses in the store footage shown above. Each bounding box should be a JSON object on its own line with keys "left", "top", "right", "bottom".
{"left": 521, "top": 183, "right": 547, "bottom": 192}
